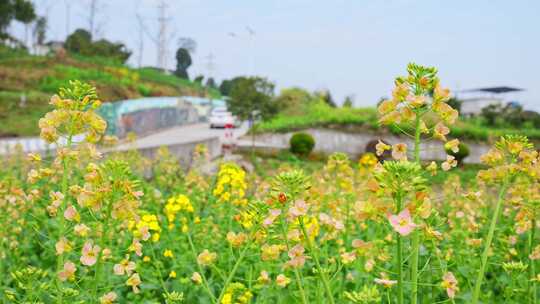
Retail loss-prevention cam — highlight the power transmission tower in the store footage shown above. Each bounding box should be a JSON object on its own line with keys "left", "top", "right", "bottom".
{"left": 78, "top": 0, "right": 106, "bottom": 39}
{"left": 136, "top": 14, "right": 145, "bottom": 68}
{"left": 88, "top": 0, "right": 97, "bottom": 36}
{"left": 156, "top": 0, "right": 170, "bottom": 71}
{"left": 205, "top": 52, "right": 216, "bottom": 104}
{"left": 64, "top": 0, "right": 71, "bottom": 37}
{"left": 205, "top": 53, "right": 215, "bottom": 79}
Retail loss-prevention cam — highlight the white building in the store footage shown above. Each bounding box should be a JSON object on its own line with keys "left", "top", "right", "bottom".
{"left": 32, "top": 41, "right": 64, "bottom": 56}
{"left": 460, "top": 97, "right": 503, "bottom": 116}
{"left": 456, "top": 86, "right": 523, "bottom": 117}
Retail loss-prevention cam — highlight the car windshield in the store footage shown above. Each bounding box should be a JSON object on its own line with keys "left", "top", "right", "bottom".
{"left": 212, "top": 108, "right": 229, "bottom": 115}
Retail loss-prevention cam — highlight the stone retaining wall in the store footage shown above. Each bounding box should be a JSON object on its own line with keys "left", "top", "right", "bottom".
{"left": 247, "top": 129, "right": 491, "bottom": 163}
{"left": 112, "top": 136, "right": 221, "bottom": 166}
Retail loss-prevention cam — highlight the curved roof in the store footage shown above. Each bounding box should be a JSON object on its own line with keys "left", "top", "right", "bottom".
{"left": 461, "top": 86, "right": 524, "bottom": 94}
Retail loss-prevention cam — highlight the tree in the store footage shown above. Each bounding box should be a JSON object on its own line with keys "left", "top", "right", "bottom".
{"left": 91, "top": 39, "right": 131, "bottom": 63}
{"left": 219, "top": 77, "right": 247, "bottom": 96}
{"left": 219, "top": 79, "right": 232, "bottom": 96}
{"left": 343, "top": 95, "right": 354, "bottom": 108}
{"left": 480, "top": 103, "right": 525, "bottom": 128}
{"left": 274, "top": 87, "right": 314, "bottom": 115}
{"left": 318, "top": 90, "right": 337, "bottom": 107}
{"left": 194, "top": 75, "right": 204, "bottom": 85}
{"left": 64, "top": 28, "right": 131, "bottom": 63}
{"left": 0, "top": 0, "right": 36, "bottom": 41}
{"left": 446, "top": 97, "right": 462, "bottom": 112}
{"left": 0, "top": 2, "right": 12, "bottom": 38}
{"left": 227, "top": 77, "right": 277, "bottom": 120}
{"left": 206, "top": 77, "right": 216, "bottom": 89}
{"left": 65, "top": 28, "right": 92, "bottom": 54}
{"left": 33, "top": 16, "right": 47, "bottom": 45}
{"left": 178, "top": 37, "right": 197, "bottom": 53}
{"left": 13, "top": 0, "right": 36, "bottom": 24}
{"left": 174, "top": 48, "right": 192, "bottom": 79}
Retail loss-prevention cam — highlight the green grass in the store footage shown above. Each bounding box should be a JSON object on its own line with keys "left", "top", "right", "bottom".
{"left": 137, "top": 67, "right": 222, "bottom": 99}
{"left": 0, "top": 91, "right": 52, "bottom": 137}
{"left": 243, "top": 149, "right": 482, "bottom": 187}
{"left": 0, "top": 48, "right": 222, "bottom": 136}
{"left": 69, "top": 53, "right": 126, "bottom": 67}
{"left": 255, "top": 102, "right": 379, "bottom": 133}
{"left": 39, "top": 65, "right": 135, "bottom": 93}
{"left": 428, "top": 163, "right": 484, "bottom": 186}
{"left": 254, "top": 103, "right": 540, "bottom": 143}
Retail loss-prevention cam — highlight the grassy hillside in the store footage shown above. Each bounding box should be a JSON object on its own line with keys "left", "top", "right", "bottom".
{"left": 0, "top": 46, "right": 220, "bottom": 137}
{"left": 254, "top": 102, "right": 540, "bottom": 143}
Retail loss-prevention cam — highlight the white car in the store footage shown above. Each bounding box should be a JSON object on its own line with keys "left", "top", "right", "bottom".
{"left": 209, "top": 107, "right": 240, "bottom": 128}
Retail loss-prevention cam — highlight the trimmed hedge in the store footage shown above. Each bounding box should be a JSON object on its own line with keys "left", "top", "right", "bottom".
{"left": 290, "top": 132, "right": 315, "bottom": 156}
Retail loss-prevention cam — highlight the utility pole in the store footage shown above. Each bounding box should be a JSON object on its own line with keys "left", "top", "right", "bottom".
{"left": 246, "top": 26, "right": 256, "bottom": 76}
{"left": 228, "top": 26, "right": 256, "bottom": 76}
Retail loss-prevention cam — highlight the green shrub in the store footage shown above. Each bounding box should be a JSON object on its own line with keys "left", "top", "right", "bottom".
{"left": 255, "top": 102, "right": 378, "bottom": 133}
{"left": 289, "top": 132, "right": 315, "bottom": 156}
{"left": 446, "top": 142, "right": 470, "bottom": 163}
{"left": 137, "top": 84, "right": 152, "bottom": 96}
{"left": 253, "top": 102, "right": 540, "bottom": 142}
{"left": 39, "top": 65, "right": 137, "bottom": 93}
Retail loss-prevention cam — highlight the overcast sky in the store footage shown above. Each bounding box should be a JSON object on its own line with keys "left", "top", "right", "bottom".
{"left": 11, "top": 0, "right": 540, "bottom": 110}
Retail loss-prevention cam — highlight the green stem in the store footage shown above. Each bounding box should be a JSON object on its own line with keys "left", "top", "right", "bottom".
{"left": 149, "top": 243, "right": 168, "bottom": 291}
{"left": 92, "top": 249, "right": 103, "bottom": 299}
{"left": 187, "top": 232, "right": 217, "bottom": 304}
{"left": 529, "top": 218, "right": 537, "bottom": 304}
{"left": 397, "top": 233, "right": 403, "bottom": 304}
{"left": 0, "top": 231, "right": 4, "bottom": 293}
{"left": 55, "top": 135, "right": 72, "bottom": 304}
{"left": 279, "top": 215, "right": 309, "bottom": 304}
{"left": 343, "top": 194, "right": 351, "bottom": 248}
{"left": 471, "top": 181, "right": 509, "bottom": 304}
{"left": 299, "top": 217, "right": 335, "bottom": 304}
{"left": 410, "top": 114, "right": 421, "bottom": 304}
{"left": 216, "top": 241, "right": 252, "bottom": 303}
{"left": 395, "top": 191, "right": 404, "bottom": 304}
{"left": 93, "top": 195, "right": 115, "bottom": 300}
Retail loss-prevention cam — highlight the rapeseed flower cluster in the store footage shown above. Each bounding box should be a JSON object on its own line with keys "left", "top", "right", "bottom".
{"left": 164, "top": 194, "right": 194, "bottom": 229}
{"left": 39, "top": 80, "right": 106, "bottom": 144}
{"left": 213, "top": 163, "right": 248, "bottom": 206}
{"left": 221, "top": 283, "right": 253, "bottom": 304}
{"left": 130, "top": 214, "right": 161, "bottom": 242}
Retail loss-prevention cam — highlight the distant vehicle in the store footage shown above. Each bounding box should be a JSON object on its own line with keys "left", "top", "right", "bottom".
{"left": 209, "top": 107, "right": 240, "bottom": 128}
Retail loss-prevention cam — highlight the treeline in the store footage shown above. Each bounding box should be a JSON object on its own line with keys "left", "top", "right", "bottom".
{"left": 221, "top": 76, "right": 350, "bottom": 122}
{"left": 65, "top": 29, "right": 131, "bottom": 63}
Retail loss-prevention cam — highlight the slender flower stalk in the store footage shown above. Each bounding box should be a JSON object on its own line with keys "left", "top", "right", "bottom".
{"left": 187, "top": 232, "right": 217, "bottom": 304}
{"left": 279, "top": 214, "right": 308, "bottom": 304}
{"left": 410, "top": 114, "right": 422, "bottom": 304}
{"left": 471, "top": 181, "right": 509, "bottom": 304}
{"left": 528, "top": 218, "right": 537, "bottom": 304}
{"left": 55, "top": 135, "right": 72, "bottom": 304}
{"left": 216, "top": 239, "right": 252, "bottom": 303}
{"left": 298, "top": 216, "right": 335, "bottom": 304}
{"left": 395, "top": 191, "right": 404, "bottom": 304}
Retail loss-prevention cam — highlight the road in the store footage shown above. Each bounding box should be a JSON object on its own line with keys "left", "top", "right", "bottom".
{"left": 114, "top": 122, "right": 249, "bottom": 151}
{"left": 0, "top": 122, "right": 249, "bottom": 155}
